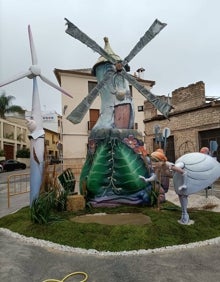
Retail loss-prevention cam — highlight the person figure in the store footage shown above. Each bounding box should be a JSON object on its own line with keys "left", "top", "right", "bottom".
{"left": 141, "top": 149, "right": 220, "bottom": 225}
{"left": 200, "top": 147, "right": 210, "bottom": 155}
{"left": 139, "top": 149, "right": 186, "bottom": 188}
{"left": 173, "top": 151, "right": 220, "bottom": 224}
{"left": 139, "top": 149, "right": 187, "bottom": 204}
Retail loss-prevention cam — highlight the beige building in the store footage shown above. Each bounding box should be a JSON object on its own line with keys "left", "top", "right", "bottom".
{"left": 0, "top": 116, "right": 29, "bottom": 159}
{"left": 143, "top": 81, "right": 220, "bottom": 162}
{"left": 26, "top": 110, "right": 62, "bottom": 161}
{"left": 45, "top": 128, "right": 61, "bottom": 160}
{"left": 54, "top": 68, "right": 156, "bottom": 164}
{"left": 0, "top": 112, "right": 61, "bottom": 162}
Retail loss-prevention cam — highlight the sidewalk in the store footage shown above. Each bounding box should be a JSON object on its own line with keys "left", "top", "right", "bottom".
{"left": 0, "top": 186, "right": 30, "bottom": 218}
{"left": 166, "top": 180, "right": 220, "bottom": 212}
{"left": 1, "top": 227, "right": 220, "bottom": 282}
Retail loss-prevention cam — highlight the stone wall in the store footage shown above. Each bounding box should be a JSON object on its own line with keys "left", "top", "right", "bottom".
{"left": 143, "top": 81, "right": 220, "bottom": 159}
{"left": 172, "top": 81, "right": 206, "bottom": 112}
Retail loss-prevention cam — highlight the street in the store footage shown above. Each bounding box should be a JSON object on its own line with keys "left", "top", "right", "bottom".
{"left": 0, "top": 168, "right": 30, "bottom": 185}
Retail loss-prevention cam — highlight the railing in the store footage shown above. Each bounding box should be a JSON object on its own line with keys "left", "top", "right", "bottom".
{"left": 7, "top": 164, "right": 83, "bottom": 208}
{"left": 7, "top": 173, "right": 30, "bottom": 208}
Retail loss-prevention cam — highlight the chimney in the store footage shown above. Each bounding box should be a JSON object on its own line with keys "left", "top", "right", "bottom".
{"left": 136, "top": 67, "right": 145, "bottom": 79}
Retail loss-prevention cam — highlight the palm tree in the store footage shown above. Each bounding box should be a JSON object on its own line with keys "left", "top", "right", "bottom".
{"left": 0, "top": 91, "right": 25, "bottom": 119}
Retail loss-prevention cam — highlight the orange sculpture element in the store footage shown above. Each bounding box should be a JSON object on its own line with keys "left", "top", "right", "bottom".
{"left": 151, "top": 150, "right": 167, "bottom": 162}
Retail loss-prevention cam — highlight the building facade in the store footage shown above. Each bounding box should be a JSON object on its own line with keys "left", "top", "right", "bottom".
{"left": 143, "top": 81, "right": 220, "bottom": 162}
{"left": 1, "top": 112, "right": 61, "bottom": 162}
{"left": 0, "top": 116, "right": 29, "bottom": 160}
{"left": 26, "top": 110, "right": 62, "bottom": 161}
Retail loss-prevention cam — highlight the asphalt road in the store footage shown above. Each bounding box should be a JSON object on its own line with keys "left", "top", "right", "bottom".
{"left": 0, "top": 168, "right": 30, "bottom": 185}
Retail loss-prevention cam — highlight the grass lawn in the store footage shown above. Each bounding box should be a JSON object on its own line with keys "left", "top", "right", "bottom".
{"left": 1, "top": 201, "right": 220, "bottom": 252}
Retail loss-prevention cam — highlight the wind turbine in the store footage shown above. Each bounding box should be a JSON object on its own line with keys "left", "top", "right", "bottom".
{"left": 0, "top": 25, "right": 73, "bottom": 98}
{"left": 0, "top": 25, "right": 73, "bottom": 205}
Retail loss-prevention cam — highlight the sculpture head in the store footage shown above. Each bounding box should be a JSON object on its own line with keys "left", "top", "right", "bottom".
{"left": 26, "top": 118, "right": 37, "bottom": 133}
{"left": 151, "top": 150, "right": 167, "bottom": 162}
{"left": 200, "top": 147, "right": 209, "bottom": 154}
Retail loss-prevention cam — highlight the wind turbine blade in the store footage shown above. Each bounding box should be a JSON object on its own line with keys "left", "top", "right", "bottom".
{"left": 122, "top": 19, "right": 166, "bottom": 66}
{"left": 0, "top": 70, "right": 32, "bottom": 87}
{"left": 32, "top": 77, "right": 43, "bottom": 129}
{"left": 39, "top": 74, "right": 73, "bottom": 98}
{"left": 121, "top": 70, "right": 172, "bottom": 118}
{"left": 67, "top": 70, "right": 114, "bottom": 124}
{"left": 65, "top": 18, "right": 117, "bottom": 64}
{"left": 28, "top": 25, "right": 38, "bottom": 65}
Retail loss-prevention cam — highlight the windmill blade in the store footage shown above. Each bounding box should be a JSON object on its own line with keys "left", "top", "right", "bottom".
{"left": 121, "top": 70, "right": 172, "bottom": 117}
{"left": 65, "top": 18, "right": 117, "bottom": 64}
{"left": 0, "top": 70, "right": 32, "bottom": 87}
{"left": 39, "top": 74, "right": 73, "bottom": 98}
{"left": 28, "top": 25, "right": 38, "bottom": 65}
{"left": 67, "top": 70, "right": 114, "bottom": 124}
{"left": 122, "top": 19, "right": 167, "bottom": 66}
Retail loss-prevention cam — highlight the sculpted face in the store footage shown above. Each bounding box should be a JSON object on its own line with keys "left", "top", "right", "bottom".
{"left": 26, "top": 118, "right": 37, "bottom": 132}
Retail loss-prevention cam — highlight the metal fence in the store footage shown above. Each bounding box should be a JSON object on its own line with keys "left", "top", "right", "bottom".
{"left": 7, "top": 173, "right": 30, "bottom": 208}
{"left": 7, "top": 164, "right": 83, "bottom": 208}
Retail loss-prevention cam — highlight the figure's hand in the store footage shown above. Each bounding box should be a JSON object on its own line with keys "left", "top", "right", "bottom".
{"left": 139, "top": 173, "right": 157, "bottom": 182}
{"left": 178, "top": 171, "right": 187, "bottom": 190}
{"left": 139, "top": 175, "right": 147, "bottom": 182}
{"left": 178, "top": 185, "right": 187, "bottom": 191}
{"left": 139, "top": 175, "right": 150, "bottom": 183}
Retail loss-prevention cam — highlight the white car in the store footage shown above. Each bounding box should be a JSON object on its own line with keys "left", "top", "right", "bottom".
{"left": 0, "top": 164, "right": 3, "bottom": 172}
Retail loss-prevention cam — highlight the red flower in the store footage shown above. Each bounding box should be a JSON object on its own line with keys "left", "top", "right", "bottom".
{"left": 123, "top": 135, "right": 138, "bottom": 149}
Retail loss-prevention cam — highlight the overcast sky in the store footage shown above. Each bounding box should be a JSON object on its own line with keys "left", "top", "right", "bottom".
{"left": 1, "top": 0, "right": 220, "bottom": 114}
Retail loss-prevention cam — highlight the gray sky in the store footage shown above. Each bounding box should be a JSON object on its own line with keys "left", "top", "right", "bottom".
{"left": 1, "top": 0, "right": 220, "bottom": 114}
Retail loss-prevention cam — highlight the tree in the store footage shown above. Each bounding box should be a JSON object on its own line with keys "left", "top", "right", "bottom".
{"left": 0, "top": 91, "right": 25, "bottom": 119}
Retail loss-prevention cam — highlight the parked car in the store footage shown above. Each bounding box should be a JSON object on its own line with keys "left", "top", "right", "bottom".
{"left": 0, "top": 159, "right": 26, "bottom": 172}
{"left": 0, "top": 164, "right": 3, "bottom": 172}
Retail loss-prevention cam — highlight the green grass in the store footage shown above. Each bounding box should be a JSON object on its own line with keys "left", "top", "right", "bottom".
{"left": 1, "top": 202, "right": 220, "bottom": 252}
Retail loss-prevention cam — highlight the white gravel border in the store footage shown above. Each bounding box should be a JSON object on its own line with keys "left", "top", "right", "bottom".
{"left": 1, "top": 227, "right": 220, "bottom": 257}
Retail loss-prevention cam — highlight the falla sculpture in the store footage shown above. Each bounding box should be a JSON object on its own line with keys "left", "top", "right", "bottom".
{"left": 65, "top": 18, "right": 220, "bottom": 217}
{"left": 173, "top": 151, "right": 220, "bottom": 225}
{"left": 64, "top": 18, "right": 172, "bottom": 206}
{"left": 0, "top": 26, "right": 72, "bottom": 205}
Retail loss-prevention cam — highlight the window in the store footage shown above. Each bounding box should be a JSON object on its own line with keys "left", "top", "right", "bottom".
{"left": 88, "top": 109, "right": 100, "bottom": 130}
{"left": 129, "top": 85, "right": 133, "bottom": 96}
{"left": 88, "top": 81, "right": 97, "bottom": 93}
{"left": 199, "top": 129, "right": 220, "bottom": 161}
{"left": 138, "top": 106, "right": 144, "bottom": 112}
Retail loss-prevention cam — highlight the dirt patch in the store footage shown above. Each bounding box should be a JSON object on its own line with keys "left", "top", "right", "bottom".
{"left": 71, "top": 213, "right": 151, "bottom": 225}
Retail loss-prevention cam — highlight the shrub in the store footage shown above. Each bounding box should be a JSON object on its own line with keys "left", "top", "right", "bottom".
{"left": 16, "top": 148, "right": 30, "bottom": 158}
